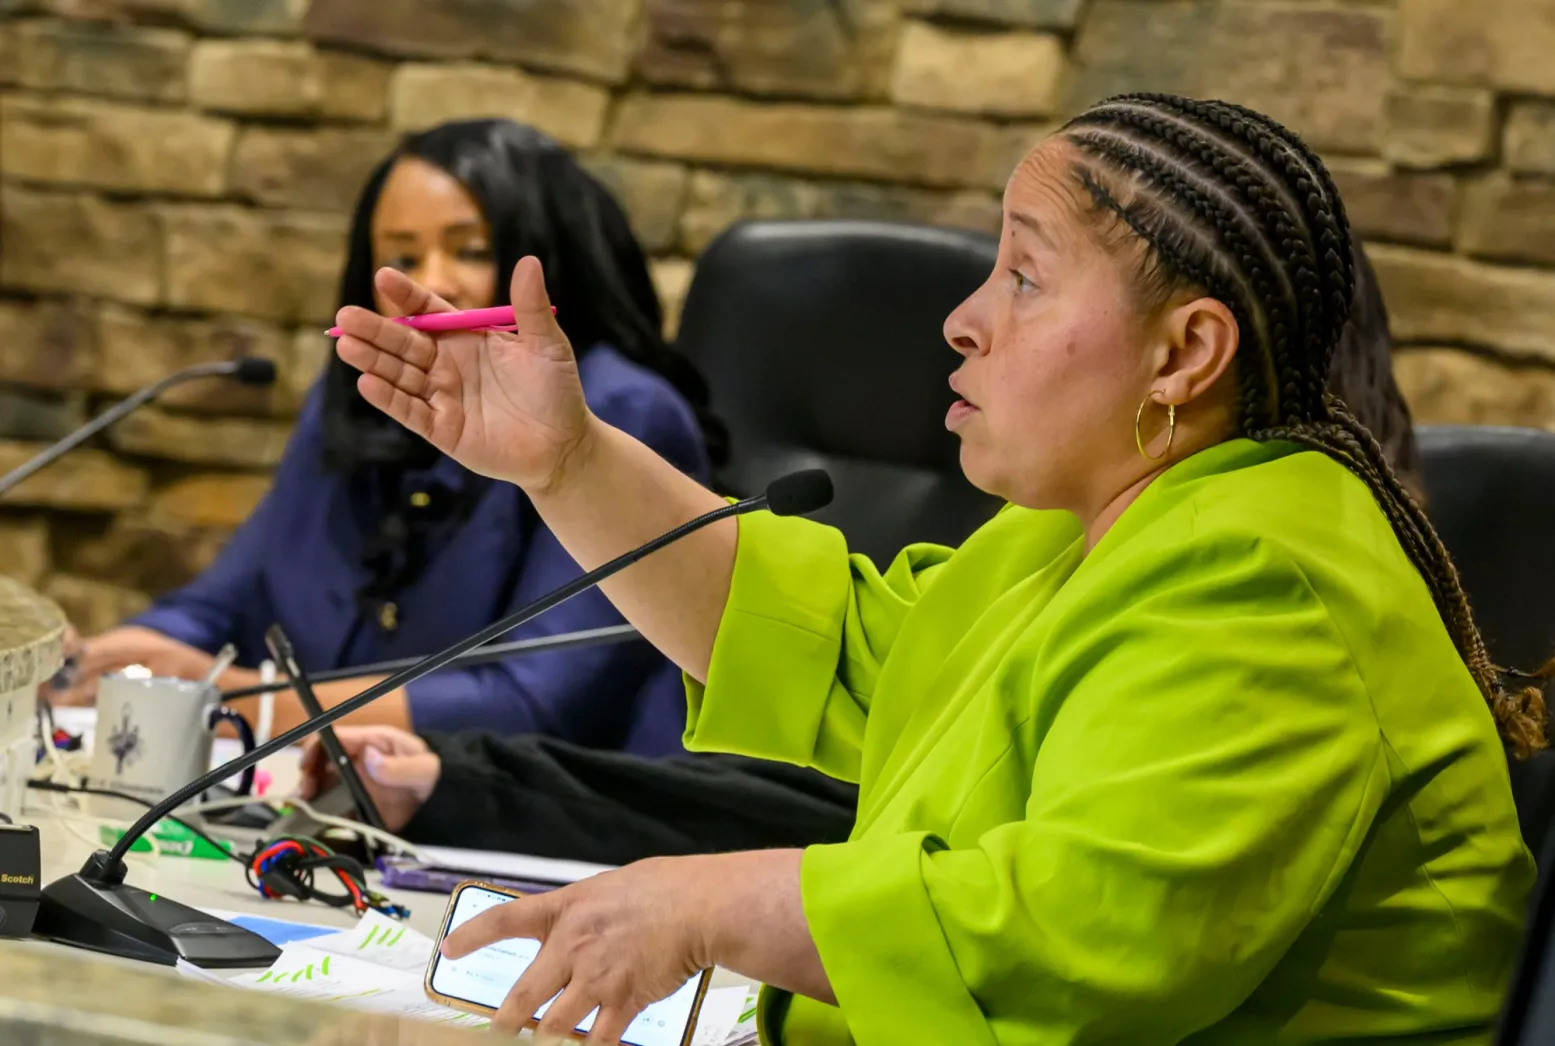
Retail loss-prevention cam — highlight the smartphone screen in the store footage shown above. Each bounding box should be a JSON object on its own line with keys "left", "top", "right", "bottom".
{"left": 427, "top": 884, "right": 708, "bottom": 1046}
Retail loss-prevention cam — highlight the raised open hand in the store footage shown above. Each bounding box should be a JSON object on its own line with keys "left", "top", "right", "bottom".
{"left": 333, "top": 257, "right": 593, "bottom": 491}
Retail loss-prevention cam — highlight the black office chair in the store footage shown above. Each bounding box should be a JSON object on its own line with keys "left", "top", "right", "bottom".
{"left": 676, "top": 219, "right": 1005, "bottom": 567}
{"left": 1501, "top": 820, "right": 1555, "bottom": 1045}
{"left": 1419, "top": 426, "right": 1555, "bottom": 673}
{"left": 1418, "top": 426, "right": 1555, "bottom": 855}
{"left": 1421, "top": 426, "right": 1555, "bottom": 1045}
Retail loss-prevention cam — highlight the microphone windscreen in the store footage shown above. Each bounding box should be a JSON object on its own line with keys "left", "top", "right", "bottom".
{"left": 765, "top": 469, "right": 834, "bottom": 517}
{"left": 231, "top": 357, "right": 278, "bottom": 386}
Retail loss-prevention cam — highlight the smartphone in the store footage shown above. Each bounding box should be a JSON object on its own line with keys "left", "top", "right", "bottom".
{"left": 425, "top": 881, "right": 711, "bottom": 1045}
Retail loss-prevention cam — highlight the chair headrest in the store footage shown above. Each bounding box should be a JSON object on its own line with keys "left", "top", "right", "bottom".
{"left": 677, "top": 219, "right": 999, "bottom": 473}
{"left": 1418, "top": 425, "right": 1555, "bottom": 671}
{"left": 675, "top": 220, "right": 1006, "bottom": 564}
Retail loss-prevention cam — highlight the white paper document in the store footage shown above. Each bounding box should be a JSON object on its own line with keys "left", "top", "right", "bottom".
{"left": 694, "top": 986, "right": 756, "bottom": 1045}
{"left": 178, "top": 908, "right": 755, "bottom": 1043}
{"left": 306, "top": 909, "right": 436, "bottom": 974}
{"left": 415, "top": 843, "right": 615, "bottom": 885}
{"left": 175, "top": 957, "right": 237, "bottom": 987}
{"left": 223, "top": 943, "right": 487, "bottom": 1028}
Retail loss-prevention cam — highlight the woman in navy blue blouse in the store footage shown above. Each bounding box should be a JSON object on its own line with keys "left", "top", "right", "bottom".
{"left": 53, "top": 120, "right": 721, "bottom": 756}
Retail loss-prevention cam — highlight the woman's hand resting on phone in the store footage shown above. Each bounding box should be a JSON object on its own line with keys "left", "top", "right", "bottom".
{"left": 298, "top": 725, "right": 442, "bottom": 833}
{"left": 440, "top": 848, "right": 834, "bottom": 1043}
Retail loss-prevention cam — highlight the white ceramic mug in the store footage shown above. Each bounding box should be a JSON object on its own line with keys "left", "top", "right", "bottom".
{"left": 86, "top": 670, "right": 255, "bottom": 819}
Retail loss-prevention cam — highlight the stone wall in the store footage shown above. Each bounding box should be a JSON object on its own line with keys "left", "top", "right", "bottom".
{"left": 1, "top": 0, "right": 1553, "bottom": 622}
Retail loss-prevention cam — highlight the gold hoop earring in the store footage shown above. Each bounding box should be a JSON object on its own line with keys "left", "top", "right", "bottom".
{"left": 1135, "top": 395, "right": 1176, "bottom": 461}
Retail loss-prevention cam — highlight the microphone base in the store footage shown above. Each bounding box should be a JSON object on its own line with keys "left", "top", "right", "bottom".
{"left": 34, "top": 868, "right": 280, "bottom": 969}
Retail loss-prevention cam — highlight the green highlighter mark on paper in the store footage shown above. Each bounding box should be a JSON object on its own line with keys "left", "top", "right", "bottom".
{"left": 208, "top": 917, "right": 739, "bottom": 1041}
{"left": 213, "top": 914, "right": 488, "bottom": 1031}
{"left": 354, "top": 920, "right": 413, "bottom": 961}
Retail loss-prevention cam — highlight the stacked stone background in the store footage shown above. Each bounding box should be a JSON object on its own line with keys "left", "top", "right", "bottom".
{"left": 0, "top": 0, "right": 1552, "bottom": 628}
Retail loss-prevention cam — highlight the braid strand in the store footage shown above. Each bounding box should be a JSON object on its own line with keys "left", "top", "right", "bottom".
{"left": 1060, "top": 93, "right": 1548, "bottom": 755}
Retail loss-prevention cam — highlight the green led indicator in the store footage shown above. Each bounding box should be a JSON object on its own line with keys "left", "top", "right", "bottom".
{"left": 148, "top": 894, "right": 157, "bottom": 902}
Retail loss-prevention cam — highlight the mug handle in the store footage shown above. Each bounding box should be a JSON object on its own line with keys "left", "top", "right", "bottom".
{"left": 208, "top": 706, "right": 257, "bottom": 797}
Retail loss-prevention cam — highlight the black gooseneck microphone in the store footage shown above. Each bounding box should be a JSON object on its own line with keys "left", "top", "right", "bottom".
{"left": 0, "top": 358, "right": 279, "bottom": 497}
{"left": 264, "top": 624, "right": 390, "bottom": 837}
{"left": 32, "top": 469, "right": 835, "bottom": 968}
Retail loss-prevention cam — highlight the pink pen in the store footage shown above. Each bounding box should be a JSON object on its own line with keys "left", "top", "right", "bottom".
{"left": 325, "top": 304, "right": 554, "bottom": 338}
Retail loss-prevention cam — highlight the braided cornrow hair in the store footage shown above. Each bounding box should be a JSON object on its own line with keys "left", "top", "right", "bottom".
{"left": 1061, "top": 93, "right": 1549, "bottom": 757}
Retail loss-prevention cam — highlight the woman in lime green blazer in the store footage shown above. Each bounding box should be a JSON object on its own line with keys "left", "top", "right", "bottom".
{"left": 335, "top": 94, "right": 1546, "bottom": 1045}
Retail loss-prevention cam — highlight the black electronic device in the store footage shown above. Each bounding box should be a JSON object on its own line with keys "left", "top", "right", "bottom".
{"left": 0, "top": 822, "right": 41, "bottom": 939}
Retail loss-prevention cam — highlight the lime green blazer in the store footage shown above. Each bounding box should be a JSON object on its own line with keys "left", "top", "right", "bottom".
{"left": 684, "top": 439, "right": 1532, "bottom": 1045}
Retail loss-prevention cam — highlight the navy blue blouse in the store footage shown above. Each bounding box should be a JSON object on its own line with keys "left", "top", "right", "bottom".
{"left": 130, "top": 346, "right": 709, "bottom": 757}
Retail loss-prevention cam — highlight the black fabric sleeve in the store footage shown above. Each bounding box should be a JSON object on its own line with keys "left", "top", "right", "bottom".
{"left": 400, "top": 732, "right": 858, "bottom": 866}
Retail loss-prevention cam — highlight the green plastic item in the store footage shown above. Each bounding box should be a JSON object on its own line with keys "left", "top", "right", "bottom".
{"left": 98, "top": 820, "right": 235, "bottom": 861}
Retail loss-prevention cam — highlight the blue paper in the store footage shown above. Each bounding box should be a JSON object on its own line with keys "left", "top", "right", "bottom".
{"left": 225, "top": 913, "right": 336, "bottom": 947}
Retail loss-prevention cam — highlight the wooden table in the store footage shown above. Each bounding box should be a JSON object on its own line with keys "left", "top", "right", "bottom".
{"left": 0, "top": 937, "right": 483, "bottom": 1045}
{"left": 7, "top": 799, "right": 484, "bottom": 1044}
{"left": 16, "top": 789, "right": 749, "bottom": 1043}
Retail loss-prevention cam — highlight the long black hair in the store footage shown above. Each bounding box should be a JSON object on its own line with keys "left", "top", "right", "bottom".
{"left": 322, "top": 119, "right": 726, "bottom": 472}
{"left": 318, "top": 120, "right": 725, "bottom": 630}
{"left": 1061, "top": 94, "right": 1546, "bottom": 756}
